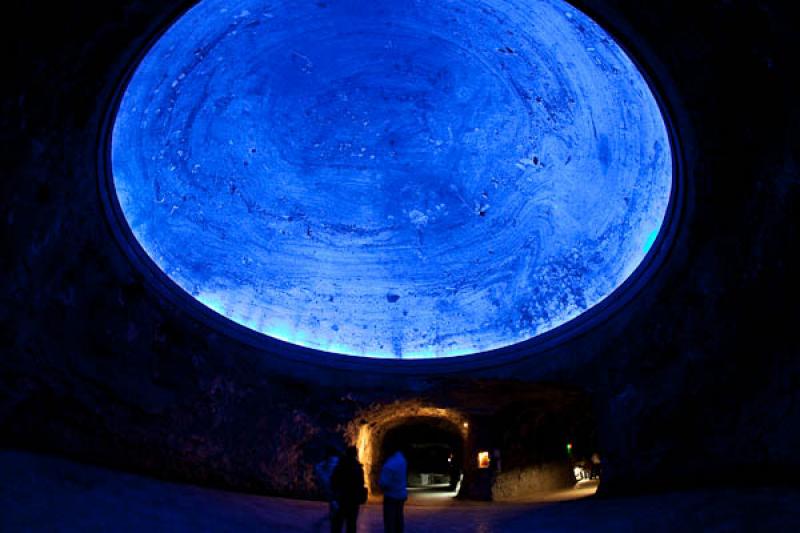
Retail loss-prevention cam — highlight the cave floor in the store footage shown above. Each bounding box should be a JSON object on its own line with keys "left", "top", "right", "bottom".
{"left": 2, "top": 451, "right": 798, "bottom": 532}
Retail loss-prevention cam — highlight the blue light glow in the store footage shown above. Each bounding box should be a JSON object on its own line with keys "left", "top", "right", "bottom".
{"left": 111, "top": 0, "right": 672, "bottom": 358}
{"left": 643, "top": 229, "right": 661, "bottom": 254}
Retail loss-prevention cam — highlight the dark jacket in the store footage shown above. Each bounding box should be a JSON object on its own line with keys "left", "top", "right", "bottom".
{"left": 330, "top": 455, "right": 366, "bottom": 507}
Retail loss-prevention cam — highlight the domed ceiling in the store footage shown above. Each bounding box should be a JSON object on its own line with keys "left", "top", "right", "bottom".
{"left": 111, "top": 0, "right": 672, "bottom": 358}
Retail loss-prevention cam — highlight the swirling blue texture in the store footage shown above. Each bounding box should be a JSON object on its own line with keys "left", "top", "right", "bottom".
{"left": 112, "top": 0, "right": 672, "bottom": 358}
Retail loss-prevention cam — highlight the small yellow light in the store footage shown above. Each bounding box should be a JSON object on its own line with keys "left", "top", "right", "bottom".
{"left": 463, "top": 422, "right": 469, "bottom": 428}
{"left": 478, "top": 451, "right": 490, "bottom": 469}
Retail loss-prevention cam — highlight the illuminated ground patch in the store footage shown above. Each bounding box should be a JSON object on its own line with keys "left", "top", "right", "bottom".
{"left": 111, "top": 0, "right": 672, "bottom": 358}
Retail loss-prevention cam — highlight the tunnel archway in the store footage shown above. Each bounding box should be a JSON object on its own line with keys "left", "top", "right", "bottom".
{"left": 379, "top": 417, "right": 466, "bottom": 500}
{"left": 346, "top": 402, "right": 469, "bottom": 497}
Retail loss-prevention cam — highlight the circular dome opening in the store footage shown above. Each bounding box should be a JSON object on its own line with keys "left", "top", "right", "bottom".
{"left": 109, "top": 0, "right": 674, "bottom": 359}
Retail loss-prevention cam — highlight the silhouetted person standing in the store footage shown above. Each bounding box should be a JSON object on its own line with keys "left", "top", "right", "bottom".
{"left": 447, "top": 453, "right": 461, "bottom": 491}
{"left": 379, "top": 448, "right": 407, "bottom": 533}
{"left": 330, "top": 446, "right": 367, "bottom": 533}
{"left": 590, "top": 452, "right": 602, "bottom": 480}
{"left": 314, "top": 446, "right": 340, "bottom": 533}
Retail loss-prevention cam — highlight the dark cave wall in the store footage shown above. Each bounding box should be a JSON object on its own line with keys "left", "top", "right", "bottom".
{"left": 2, "top": 0, "right": 799, "bottom": 498}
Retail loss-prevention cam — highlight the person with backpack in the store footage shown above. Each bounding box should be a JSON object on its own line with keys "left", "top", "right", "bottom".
{"left": 330, "top": 446, "right": 367, "bottom": 533}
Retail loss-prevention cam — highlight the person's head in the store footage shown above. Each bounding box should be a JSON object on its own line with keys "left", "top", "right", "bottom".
{"left": 387, "top": 445, "right": 405, "bottom": 458}
{"left": 345, "top": 445, "right": 359, "bottom": 461}
{"left": 325, "top": 445, "right": 340, "bottom": 459}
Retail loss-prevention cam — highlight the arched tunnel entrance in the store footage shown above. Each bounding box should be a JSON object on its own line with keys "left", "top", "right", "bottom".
{"left": 347, "top": 402, "right": 469, "bottom": 500}
{"left": 379, "top": 417, "right": 465, "bottom": 501}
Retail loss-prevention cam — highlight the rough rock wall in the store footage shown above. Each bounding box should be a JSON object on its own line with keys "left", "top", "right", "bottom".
{"left": 492, "top": 462, "right": 575, "bottom": 501}
{"left": 2, "top": 0, "right": 799, "bottom": 499}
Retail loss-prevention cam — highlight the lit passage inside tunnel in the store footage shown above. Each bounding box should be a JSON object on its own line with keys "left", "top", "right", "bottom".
{"left": 111, "top": 0, "right": 673, "bottom": 358}
{"left": 380, "top": 420, "right": 464, "bottom": 497}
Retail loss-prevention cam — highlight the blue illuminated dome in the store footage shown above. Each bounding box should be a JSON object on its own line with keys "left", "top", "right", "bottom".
{"left": 111, "top": 0, "right": 672, "bottom": 358}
